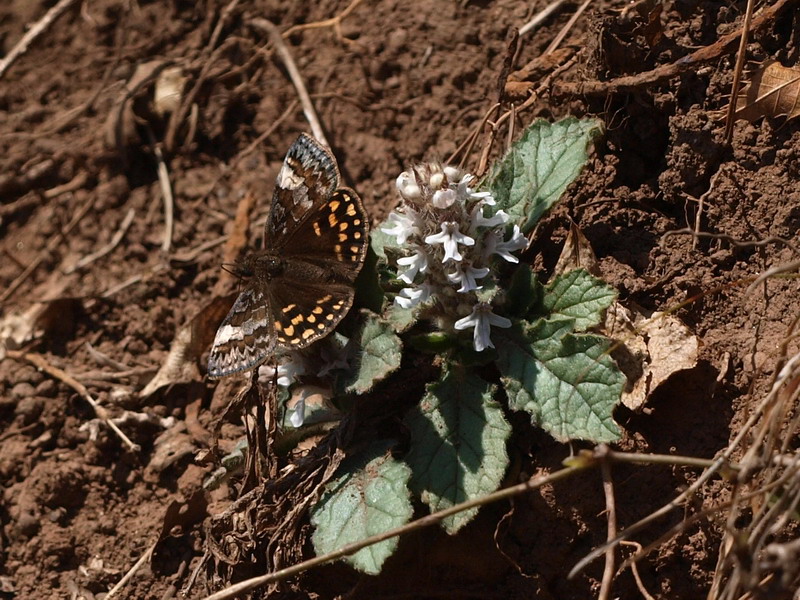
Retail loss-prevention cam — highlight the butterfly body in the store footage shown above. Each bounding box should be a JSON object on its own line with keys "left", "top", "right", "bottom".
{"left": 208, "top": 135, "right": 369, "bottom": 379}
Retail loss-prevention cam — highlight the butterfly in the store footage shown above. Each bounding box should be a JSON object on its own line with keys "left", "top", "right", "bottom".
{"left": 207, "top": 134, "right": 369, "bottom": 378}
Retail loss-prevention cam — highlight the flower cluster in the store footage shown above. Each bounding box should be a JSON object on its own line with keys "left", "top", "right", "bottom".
{"left": 382, "top": 163, "right": 527, "bottom": 351}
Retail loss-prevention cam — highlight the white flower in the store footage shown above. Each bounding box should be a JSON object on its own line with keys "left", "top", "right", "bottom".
{"left": 470, "top": 204, "right": 509, "bottom": 231}
{"left": 424, "top": 222, "right": 475, "bottom": 263}
{"left": 396, "top": 171, "right": 421, "bottom": 201}
{"left": 258, "top": 357, "right": 306, "bottom": 387}
{"left": 444, "top": 165, "right": 463, "bottom": 183}
{"left": 447, "top": 263, "right": 490, "bottom": 293}
{"left": 454, "top": 303, "right": 512, "bottom": 352}
{"left": 381, "top": 209, "right": 420, "bottom": 245}
{"left": 482, "top": 224, "right": 527, "bottom": 263}
{"left": 456, "top": 173, "right": 495, "bottom": 205}
{"left": 432, "top": 188, "right": 457, "bottom": 208}
{"left": 397, "top": 247, "right": 429, "bottom": 283}
{"left": 289, "top": 396, "right": 306, "bottom": 427}
{"left": 395, "top": 283, "right": 432, "bottom": 309}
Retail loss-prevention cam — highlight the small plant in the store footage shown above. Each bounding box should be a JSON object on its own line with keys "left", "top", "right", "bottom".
{"left": 284, "top": 118, "right": 623, "bottom": 574}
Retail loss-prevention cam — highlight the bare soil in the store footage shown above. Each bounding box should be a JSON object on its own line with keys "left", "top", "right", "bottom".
{"left": 1, "top": 1, "right": 799, "bottom": 598}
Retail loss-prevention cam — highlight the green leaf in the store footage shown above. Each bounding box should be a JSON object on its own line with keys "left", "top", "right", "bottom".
{"left": 504, "top": 264, "right": 544, "bottom": 317}
{"left": 542, "top": 269, "right": 617, "bottom": 331}
{"left": 354, "top": 244, "right": 385, "bottom": 314}
{"left": 496, "top": 319, "right": 624, "bottom": 443}
{"left": 344, "top": 310, "right": 403, "bottom": 394}
{"left": 311, "top": 441, "right": 412, "bottom": 574}
{"left": 487, "top": 117, "right": 604, "bottom": 233}
{"left": 405, "top": 368, "right": 511, "bottom": 534}
{"left": 370, "top": 225, "right": 402, "bottom": 262}
{"left": 409, "top": 331, "right": 455, "bottom": 353}
{"left": 384, "top": 303, "right": 417, "bottom": 333}
{"left": 475, "top": 276, "right": 499, "bottom": 304}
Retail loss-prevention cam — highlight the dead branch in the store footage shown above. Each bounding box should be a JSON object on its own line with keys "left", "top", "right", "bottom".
{"left": 599, "top": 446, "right": 618, "bottom": 600}
{"left": 554, "top": 0, "right": 797, "bottom": 97}
{"left": 0, "top": 0, "right": 81, "bottom": 80}
{"left": 249, "top": 18, "right": 328, "bottom": 146}
{"left": 65, "top": 208, "right": 135, "bottom": 274}
{"left": 518, "top": 0, "right": 569, "bottom": 37}
{"left": 5, "top": 350, "right": 140, "bottom": 452}
{"left": 282, "top": 0, "right": 365, "bottom": 43}
{"left": 724, "top": 0, "right": 756, "bottom": 144}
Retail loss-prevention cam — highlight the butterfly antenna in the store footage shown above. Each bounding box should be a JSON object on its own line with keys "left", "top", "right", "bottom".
{"left": 220, "top": 263, "right": 240, "bottom": 279}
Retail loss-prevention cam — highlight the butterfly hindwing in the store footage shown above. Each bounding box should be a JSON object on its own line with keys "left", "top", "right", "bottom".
{"left": 207, "top": 288, "right": 275, "bottom": 378}
{"left": 267, "top": 280, "right": 355, "bottom": 350}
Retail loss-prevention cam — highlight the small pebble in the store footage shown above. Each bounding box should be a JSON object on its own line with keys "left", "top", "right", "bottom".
{"left": 11, "top": 382, "right": 35, "bottom": 400}
{"left": 14, "top": 396, "right": 44, "bottom": 425}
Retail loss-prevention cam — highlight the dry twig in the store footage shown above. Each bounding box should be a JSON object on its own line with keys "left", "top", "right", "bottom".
{"left": 0, "top": 0, "right": 80, "bottom": 80}
{"left": 249, "top": 18, "right": 328, "bottom": 146}
{"left": 105, "top": 542, "right": 156, "bottom": 599}
{"left": 518, "top": 0, "right": 569, "bottom": 36}
{"left": 154, "top": 143, "right": 175, "bottom": 253}
{"left": 544, "top": 0, "right": 591, "bottom": 55}
{"left": 598, "top": 448, "right": 618, "bottom": 600}
{"left": 5, "top": 350, "right": 140, "bottom": 452}
{"left": 554, "top": 0, "right": 796, "bottom": 96}
{"left": 724, "top": 0, "right": 756, "bottom": 144}
{"left": 282, "top": 0, "right": 365, "bottom": 42}
{"left": 65, "top": 208, "right": 135, "bottom": 274}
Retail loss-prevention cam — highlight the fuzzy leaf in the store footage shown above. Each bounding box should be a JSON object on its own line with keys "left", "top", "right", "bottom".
{"left": 384, "top": 303, "right": 417, "bottom": 333}
{"left": 505, "top": 264, "right": 544, "bottom": 317}
{"left": 487, "top": 118, "right": 603, "bottom": 233}
{"left": 496, "top": 319, "right": 624, "bottom": 442}
{"left": 542, "top": 269, "right": 616, "bottom": 331}
{"left": 370, "top": 226, "right": 402, "bottom": 262}
{"left": 405, "top": 368, "right": 511, "bottom": 534}
{"left": 345, "top": 310, "right": 402, "bottom": 394}
{"left": 311, "top": 441, "right": 412, "bottom": 574}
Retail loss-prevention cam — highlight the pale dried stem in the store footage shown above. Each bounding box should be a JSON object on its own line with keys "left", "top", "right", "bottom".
{"left": 65, "top": 208, "right": 135, "bottom": 274}
{"left": 724, "top": 0, "right": 755, "bottom": 144}
{"left": 105, "top": 542, "right": 155, "bottom": 599}
{"left": 282, "top": 0, "right": 365, "bottom": 40}
{"left": 518, "top": 0, "right": 569, "bottom": 36}
{"left": 5, "top": 351, "right": 140, "bottom": 452}
{"left": 599, "top": 454, "right": 617, "bottom": 600}
{"left": 249, "top": 18, "right": 328, "bottom": 146}
{"left": 620, "top": 542, "right": 657, "bottom": 600}
{"left": 544, "top": 0, "right": 591, "bottom": 55}
{"left": 0, "top": 0, "right": 80, "bottom": 80}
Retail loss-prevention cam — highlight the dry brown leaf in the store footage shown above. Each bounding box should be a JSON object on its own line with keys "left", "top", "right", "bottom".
{"left": 139, "top": 293, "right": 236, "bottom": 397}
{"left": 605, "top": 303, "right": 699, "bottom": 411}
{"left": 735, "top": 60, "right": 800, "bottom": 122}
{"left": 552, "top": 221, "right": 602, "bottom": 280}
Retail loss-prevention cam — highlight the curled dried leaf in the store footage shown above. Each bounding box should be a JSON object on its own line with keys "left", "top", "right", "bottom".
{"left": 735, "top": 60, "right": 800, "bottom": 122}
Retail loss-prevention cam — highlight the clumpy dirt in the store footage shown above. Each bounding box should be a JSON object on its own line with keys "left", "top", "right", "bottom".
{"left": 1, "top": 0, "right": 799, "bottom": 598}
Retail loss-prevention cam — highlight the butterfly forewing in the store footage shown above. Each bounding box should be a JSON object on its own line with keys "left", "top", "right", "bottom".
{"left": 280, "top": 188, "right": 368, "bottom": 280}
{"left": 268, "top": 133, "right": 340, "bottom": 247}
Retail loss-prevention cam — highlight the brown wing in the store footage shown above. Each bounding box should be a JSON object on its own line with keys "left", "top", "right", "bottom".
{"left": 207, "top": 287, "right": 276, "bottom": 378}
{"left": 267, "top": 134, "right": 340, "bottom": 248}
{"left": 267, "top": 279, "right": 356, "bottom": 351}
